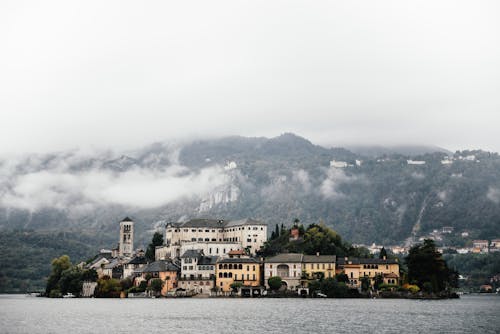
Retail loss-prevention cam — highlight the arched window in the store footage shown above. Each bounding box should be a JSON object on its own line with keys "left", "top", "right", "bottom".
{"left": 253, "top": 265, "right": 255, "bottom": 271}
{"left": 229, "top": 264, "right": 233, "bottom": 270}
{"left": 247, "top": 266, "right": 249, "bottom": 271}
{"left": 219, "top": 264, "right": 222, "bottom": 269}
{"left": 229, "top": 272, "right": 233, "bottom": 278}
{"left": 223, "top": 264, "right": 228, "bottom": 269}
{"left": 239, "top": 264, "right": 243, "bottom": 269}
{"left": 350, "top": 272, "right": 353, "bottom": 278}
{"left": 218, "top": 273, "right": 222, "bottom": 278}
{"left": 223, "top": 272, "right": 228, "bottom": 278}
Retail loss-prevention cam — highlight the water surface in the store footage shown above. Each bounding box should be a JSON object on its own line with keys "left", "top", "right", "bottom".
{"left": 0, "top": 294, "right": 498, "bottom": 333}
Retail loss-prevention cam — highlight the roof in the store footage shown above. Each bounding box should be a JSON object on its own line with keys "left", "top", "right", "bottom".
{"left": 336, "top": 257, "right": 399, "bottom": 265}
{"left": 383, "top": 273, "right": 399, "bottom": 278}
{"left": 224, "top": 218, "right": 266, "bottom": 227}
{"left": 127, "top": 256, "right": 147, "bottom": 265}
{"left": 121, "top": 216, "right": 133, "bottom": 222}
{"left": 181, "top": 249, "right": 204, "bottom": 259}
{"left": 228, "top": 250, "right": 246, "bottom": 256}
{"left": 167, "top": 218, "right": 265, "bottom": 229}
{"left": 218, "top": 257, "right": 261, "bottom": 264}
{"left": 302, "top": 255, "right": 336, "bottom": 263}
{"left": 198, "top": 256, "right": 218, "bottom": 265}
{"left": 103, "top": 259, "right": 122, "bottom": 269}
{"left": 139, "top": 260, "right": 179, "bottom": 273}
{"left": 265, "top": 253, "right": 303, "bottom": 263}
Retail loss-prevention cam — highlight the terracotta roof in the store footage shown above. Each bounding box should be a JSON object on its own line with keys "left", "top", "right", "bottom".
{"left": 228, "top": 250, "right": 245, "bottom": 255}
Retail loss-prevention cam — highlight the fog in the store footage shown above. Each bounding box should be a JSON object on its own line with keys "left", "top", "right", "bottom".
{"left": 1, "top": 0, "right": 499, "bottom": 154}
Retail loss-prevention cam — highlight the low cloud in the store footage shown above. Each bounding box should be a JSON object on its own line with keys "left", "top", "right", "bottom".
{"left": 0, "top": 152, "right": 232, "bottom": 211}
{"left": 320, "top": 168, "right": 356, "bottom": 200}
{"left": 487, "top": 187, "right": 500, "bottom": 204}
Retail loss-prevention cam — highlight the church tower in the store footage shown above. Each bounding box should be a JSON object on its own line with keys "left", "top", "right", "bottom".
{"left": 119, "top": 217, "right": 134, "bottom": 257}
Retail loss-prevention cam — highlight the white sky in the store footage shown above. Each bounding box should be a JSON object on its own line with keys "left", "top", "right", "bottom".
{"left": 1, "top": 0, "right": 499, "bottom": 155}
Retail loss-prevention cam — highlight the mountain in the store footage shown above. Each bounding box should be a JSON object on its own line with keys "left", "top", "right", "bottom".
{"left": 1, "top": 134, "right": 499, "bottom": 246}
{"left": 345, "top": 145, "right": 453, "bottom": 157}
{"left": 2, "top": 133, "right": 500, "bottom": 292}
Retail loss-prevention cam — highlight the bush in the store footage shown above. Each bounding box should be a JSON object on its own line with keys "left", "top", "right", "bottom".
{"left": 402, "top": 284, "right": 420, "bottom": 294}
{"left": 268, "top": 276, "right": 282, "bottom": 291}
{"left": 49, "top": 289, "right": 62, "bottom": 298}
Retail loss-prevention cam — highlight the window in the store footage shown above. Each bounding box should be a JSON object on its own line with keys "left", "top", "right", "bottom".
{"left": 350, "top": 272, "right": 353, "bottom": 278}
{"left": 239, "top": 264, "right": 243, "bottom": 269}
{"left": 229, "top": 264, "right": 233, "bottom": 270}
{"left": 253, "top": 265, "right": 256, "bottom": 271}
{"left": 191, "top": 238, "right": 196, "bottom": 241}
{"left": 184, "top": 229, "right": 188, "bottom": 232}
{"left": 205, "top": 230, "right": 209, "bottom": 232}
{"left": 247, "top": 265, "right": 249, "bottom": 271}
{"left": 253, "top": 274, "right": 255, "bottom": 280}
{"left": 192, "top": 229, "right": 196, "bottom": 232}
{"left": 198, "top": 238, "right": 203, "bottom": 241}
{"left": 219, "top": 264, "right": 222, "bottom": 269}
{"left": 293, "top": 264, "right": 296, "bottom": 269}
{"left": 270, "top": 265, "right": 273, "bottom": 268}
{"left": 220, "top": 282, "right": 223, "bottom": 287}
{"left": 247, "top": 239, "right": 252, "bottom": 242}
{"left": 198, "top": 229, "right": 202, "bottom": 232}
{"left": 209, "top": 248, "right": 212, "bottom": 254}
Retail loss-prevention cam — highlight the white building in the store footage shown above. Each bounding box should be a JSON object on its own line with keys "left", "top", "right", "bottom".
{"left": 160, "top": 218, "right": 267, "bottom": 259}
{"left": 264, "top": 253, "right": 303, "bottom": 290}
{"left": 407, "top": 160, "right": 426, "bottom": 165}
{"left": 178, "top": 249, "right": 217, "bottom": 295}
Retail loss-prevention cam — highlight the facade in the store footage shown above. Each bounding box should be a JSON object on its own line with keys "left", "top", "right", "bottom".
{"left": 119, "top": 217, "right": 134, "bottom": 258}
{"left": 162, "top": 218, "right": 267, "bottom": 259}
{"left": 216, "top": 252, "right": 262, "bottom": 296}
{"left": 123, "top": 256, "right": 147, "bottom": 279}
{"left": 178, "top": 249, "right": 217, "bottom": 295}
{"left": 264, "top": 253, "right": 304, "bottom": 290}
{"left": 302, "top": 254, "right": 336, "bottom": 279}
{"left": 336, "top": 257, "right": 400, "bottom": 289}
{"left": 137, "top": 260, "right": 180, "bottom": 296}
{"left": 490, "top": 239, "right": 500, "bottom": 252}
{"left": 472, "top": 240, "right": 489, "bottom": 253}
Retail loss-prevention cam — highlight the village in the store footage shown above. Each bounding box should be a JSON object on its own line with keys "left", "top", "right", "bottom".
{"left": 79, "top": 217, "right": 402, "bottom": 298}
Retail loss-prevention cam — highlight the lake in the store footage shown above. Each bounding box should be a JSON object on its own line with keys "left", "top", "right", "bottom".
{"left": 0, "top": 294, "right": 499, "bottom": 333}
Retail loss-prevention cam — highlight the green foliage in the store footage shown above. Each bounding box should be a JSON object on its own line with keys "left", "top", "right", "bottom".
{"left": 373, "top": 274, "right": 384, "bottom": 291}
{"left": 149, "top": 278, "right": 164, "bottom": 295}
{"left": 145, "top": 232, "right": 164, "bottom": 262}
{"left": 379, "top": 247, "right": 387, "bottom": 259}
{"left": 360, "top": 276, "right": 371, "bottom": 292}
{"left": 406, "top": 239, "right": 458, "bottom": 292}
{"left": 0, "top": 230, "right": 109, "bottom": 293}
{"left": 268, "top": 276, "right": 282, "bottom": 291}
{"left": 45, "top": 255, "right": 72, "bottom": 295}
{"left": 320, "top": 278, "right": 349, "bottom": 297}
{"left": 96, "top": 277, "right": 122, "bottom": 298}
{"left": 230, "top": 282, "right": 243, "bottom": 292}
{"left": 260, "top": 222, "right": 364, "bottom": 257}
{"left": 120, "top": 278, "right": 133, "bottom": 291}
{"left": 444, "top": 252, "right": 500, "bottom": 289}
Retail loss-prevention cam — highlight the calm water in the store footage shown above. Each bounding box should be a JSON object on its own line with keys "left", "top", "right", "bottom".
{"left": 0, "top": 294, "right": 499, "bottom": 333}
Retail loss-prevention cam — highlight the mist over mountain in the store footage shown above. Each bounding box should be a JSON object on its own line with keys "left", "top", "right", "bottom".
{"left": 1, "top": 133, "right": 499, "bottom": 247}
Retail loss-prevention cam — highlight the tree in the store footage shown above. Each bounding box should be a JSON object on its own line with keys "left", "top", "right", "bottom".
{"left": 230, "top": 282, "right": 243, "bottom": 293}
{"left": 268, "top": 276, "right": 282, "bottom": 291}
{"left": 46, "top": 255, "right": 72, "bottom": 296}
{"left": 373, "top": 274, "right": 384, "bottom": 291}
{"left": 320, "top": 278, "right": 348, "bottom": 297}
{"left": 406, "top": 239, "right": 457, "bottom": 293}
{"left": 59, "top": 267, "right": 84, "bottom": 296}
{"left": 149, "top": 278, "right": 164, "bottom": 296}
{"left": 360, "top": 276, "right": 371, "bottom": 292}
{"left": 379, "top": 247, "right": 387, "bottom": 259}
{"left": 146, "top": 232, "right": 164, "bottom": 262}
{"left": 96, "top": 277, "right": 122, "bottom": 298}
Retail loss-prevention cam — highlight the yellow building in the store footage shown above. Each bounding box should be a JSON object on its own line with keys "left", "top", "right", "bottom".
{"left": 216, "top": 251, "right": 263, "bottom": 296}
{"left": 301, "top": 254, "right": 336, "bottom": 279}
{"left": 336, "top": 257, "right": 400, "bottom": 289}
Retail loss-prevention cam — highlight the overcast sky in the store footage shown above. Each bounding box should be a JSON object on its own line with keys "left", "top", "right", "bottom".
{"left": 1, "top": 0, "right": 499, "bottom": 155}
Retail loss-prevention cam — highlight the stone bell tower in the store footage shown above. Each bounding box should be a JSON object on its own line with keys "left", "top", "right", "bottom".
{"left": 119, "top": 217, "right": 134, "bottom": 257}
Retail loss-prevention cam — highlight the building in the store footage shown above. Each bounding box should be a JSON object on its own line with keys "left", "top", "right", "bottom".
{"left": 472, "top": 240, "right": 489, "bottom": 253}
{"left": 302, "top": 254, "right": 336, "bottom": 279}
{"left": 216, "top": 252, "right": 263, "bottom": 296}
{"left": 336, "top": 257, "right": 400, "bottom": 289}
{"left": 442, "top": 226, "right": 454, "bottom": 234}
{"left": 264, "top": 253, "right": 304, "bottom": 290}
{"left": 136, "top": 260, "right": 180, "bottom": 296}
{"left": 119, "top": 217, "right": 134, "bottom": 258}
{"left": 178, "top": 249, "right": 217, "bottom": 295}
{"left": 161, "top": 218, "right": 267, "bottom": 259}
{"left": 489, "top": 239, "right": 500, "bottom": 251}
{"left": 122, "top": 256, "right": 147, "bottom": 279}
